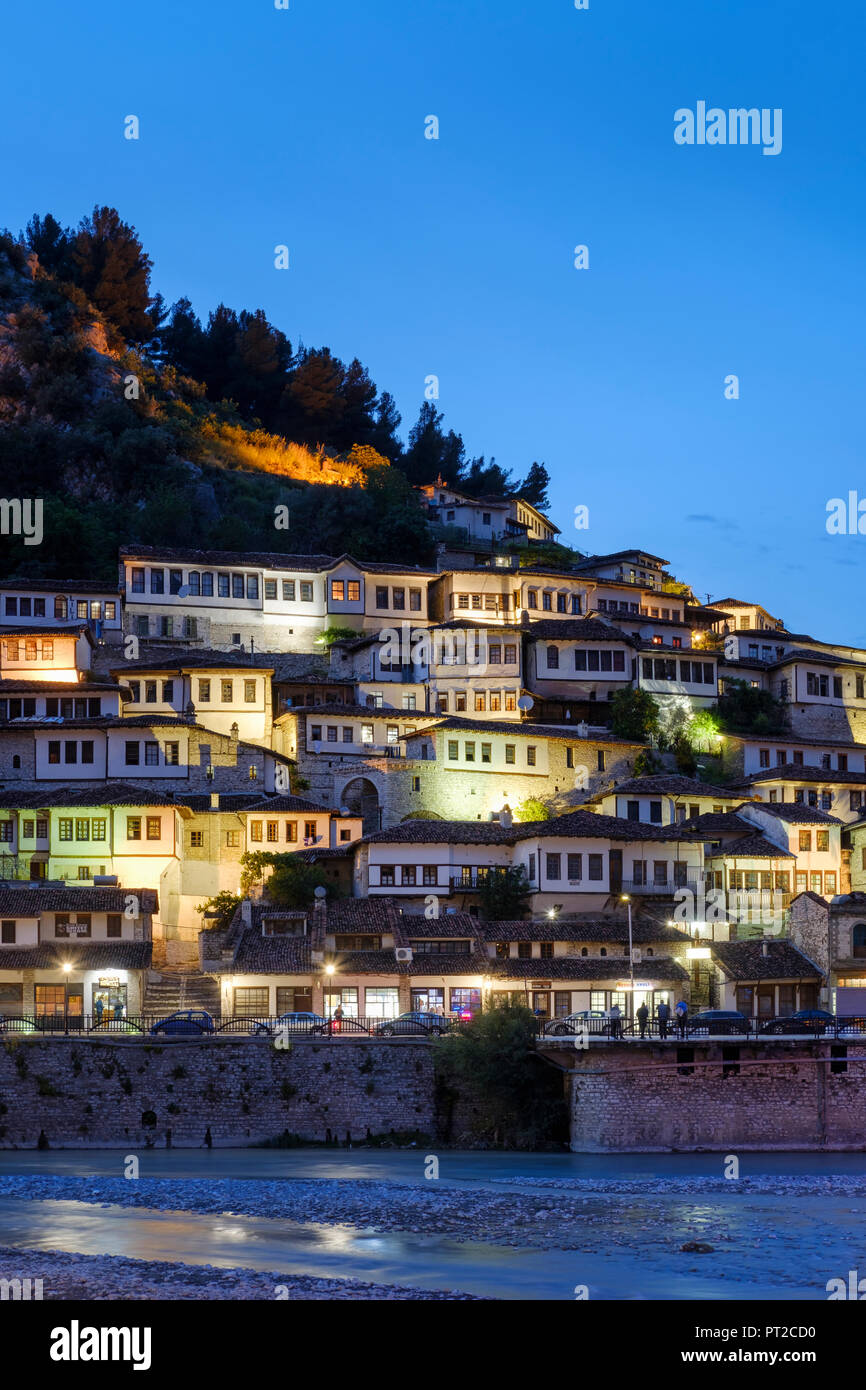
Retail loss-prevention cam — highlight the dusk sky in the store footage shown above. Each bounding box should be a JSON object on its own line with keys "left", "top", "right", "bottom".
{"left": 5, "top": 0, "right": 864, "bottom": 640}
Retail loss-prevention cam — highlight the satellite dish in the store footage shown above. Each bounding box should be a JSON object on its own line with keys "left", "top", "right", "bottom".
{"left": 339, "top": 806, "right": 351, "bottom": 816}
{"left": 517, "top": 695, "right": 534, "bottom": 712}
{"left": 313, "top": 886, "right": 327, "bottom": 899}
{"left": 177, "top": 584, "right": 191, "bottom": 598}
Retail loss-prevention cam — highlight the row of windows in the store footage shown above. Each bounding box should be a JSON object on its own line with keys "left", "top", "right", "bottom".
{"left": 46, "top": 815, "right": 164, "bottom": 842}
{"left": 4, "top": 640, "right": 55, "bottom": 661}
{"left": 527, "top": 852, "right": 605, "bottom": 882}
{"left": 248, "top": 819, "right": 321, "bottom": 844}
{"left": 1, "top": 698, "right": 103, "bottom": 721}
{"left": 131, "top": 569, "right": 261, "bottom": 600}
{"left": 527, "top": 591, "right": 583, "bottom": 613}
{"left": 3, "top": 597, "right": 116, "bottom": 621}
{"left": 596, "top": 599, "right": 642, "bottom": 615}
{"left": 127, "top": 679, "right": 257, "bottom": 705}
{"left": 436, "top": 692, "right": 518, "bottom": 714}
{"left": 450, "top": 593, "right": 514, "bottom": 612}
{"left": 725, "top": 869, "right": 838, "bottom": 895}
{"left": 264, "top": 578, "right": 315, "bottom": 602}
{"left": 0, "top": 915, "right": 126, "bottom": 945}
{"left": 547, "top": 647, "right": 627, "bottom": 672}
{"left": 447, "top": 740, "right": 536, "bottom": 765}
{"left": 438, "top": 643, "right": 519, "bottom": 666}
{"left": 642, "top": 658, "right": 715, "bottom": 684}
{"left": 806, "top": 672, "right": 844, "bottom": 698}
{"left": 758, "top": 749, "right": 854, "bottom": 770}
{"left": 798, "top": 829, "right": 832, "bottom": 851}
{"left": 132, "top": 616, "right": 200, "bottom": 639}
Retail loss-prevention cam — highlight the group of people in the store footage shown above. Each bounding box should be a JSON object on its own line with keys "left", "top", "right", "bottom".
{"left": 608, "top": 999, "right": 689, "bottom": 1040}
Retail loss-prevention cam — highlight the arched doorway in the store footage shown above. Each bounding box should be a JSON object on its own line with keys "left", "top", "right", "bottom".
{"left": 341, "top": 777, "right": 381, "bottom": 834}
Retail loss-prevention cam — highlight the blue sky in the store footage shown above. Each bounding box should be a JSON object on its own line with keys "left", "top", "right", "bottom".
{"left": 4, "top": 0, "right": 865, "bottom": 641}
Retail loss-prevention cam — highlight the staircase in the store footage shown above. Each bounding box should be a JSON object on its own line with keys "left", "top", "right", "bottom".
{"left": 144, "top": 968, "right": 222, "bottom": 1018}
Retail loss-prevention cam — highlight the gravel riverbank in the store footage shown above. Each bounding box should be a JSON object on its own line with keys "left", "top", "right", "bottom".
{"left": 0, "top": 1245, "right": 485, "bottom": 1300}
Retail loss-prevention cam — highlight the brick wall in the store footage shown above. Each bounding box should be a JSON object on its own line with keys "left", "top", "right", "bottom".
{"left": 0, "top": 1037, "right": 435, "bottom": 1148}
{"left": 567, "top": 1041, "right": 866, "bottom": 1151}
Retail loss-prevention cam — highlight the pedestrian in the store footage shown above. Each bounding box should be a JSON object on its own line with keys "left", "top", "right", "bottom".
{"left": 609, "top": 1002, "right": 623, "bottom": 1040}
{"left": 204, "top": 1127, "right": 213, "bottom": 1149}
{"left": 636, "top": 1001, "right": 649, "bottom": 1039}
{"left": 333, "top": 1003, "right": 343, "bottom": 1034}
{"left": 657, "top": 999, "right": 670, "bottom": 1040}
{"left": 676, "top": 1000, "right": 689, "bottom": 1039}
{"left": 94, "top": 997, "right": 104, "bottom": 1026}
{"left": 113, "top": 1001, "right": 123, "bottom": 1022}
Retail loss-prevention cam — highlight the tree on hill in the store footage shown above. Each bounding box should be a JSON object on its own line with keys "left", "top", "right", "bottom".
{"left": 24, "top": 213, "right": 73, "bottom": 278}
{"left": 240, "top": 851, "right": 335, "bottom": 906}
{"left": 401, "top": 400, "right": 466, "bottom": 486}
{"left": 476, "top": 867, "right": 533, "bottom": 920}
{"left": 716, "top": 680, "right": 789, "bottom": 735}
{"left": 68, "top": 206, "right": 161, "bottom": 344}
{"left": 514, "top": 461, "right": 551, "bottom": 510}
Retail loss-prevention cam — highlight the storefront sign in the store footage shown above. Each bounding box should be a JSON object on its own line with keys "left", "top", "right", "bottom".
{"left": 531, "top": 981, "right": 552, "bottom": 990}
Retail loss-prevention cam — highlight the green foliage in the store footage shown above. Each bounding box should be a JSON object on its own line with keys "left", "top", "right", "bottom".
{"left": 434, "top": 1001, "right": 568, "bottom": 1148}
{"left": 716, "top": 680, "right": 790, "bottom": 735}
{"left": 316, "top": 626, "right": 362, "bottom": 648}
{"left": 240, "top": 851, "right": 334, "bottom": 906}
{"left": 515, "top": 797, "right": 550, "bottom": 823}
{"left": 609, "top": 687, "right": 659, "bottom": 742}
{"left": 196, "top": 891, "right": 242, "bottom": 933}
{"left": 632, "top": 748, "right": 662, "bottom": 777}
{"left": 476, "top": 866, "right": 533, "bottom": 921}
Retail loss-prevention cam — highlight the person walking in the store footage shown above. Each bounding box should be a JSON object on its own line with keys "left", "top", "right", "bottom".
{"left": 657, "top": 999, "right": 670, "bottom": 1040}
{"left": 676, "top": 1000, "right": 689, "bottom": 1039}
{"left": 94, "top": 996, "right": 104, "bottom": 1026}
{"left": 636, "top": 1001, "right": 649, "bottom": 1039}
{"left": 609, "top": 1002, "right": 623, "bottom": 1041}
{"left": 333, "top": 1003, "right": 343, "bottom": 1034}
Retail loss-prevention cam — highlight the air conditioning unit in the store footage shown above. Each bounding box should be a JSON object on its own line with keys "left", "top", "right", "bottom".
{"left": 395, "top": 947, "right": 413, "bottom": 963}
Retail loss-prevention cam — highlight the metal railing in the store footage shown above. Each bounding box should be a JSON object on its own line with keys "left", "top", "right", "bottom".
{"left": 538, "top": 1014, "right": 866, "bottom": 1042}
{"left": 0, "top": 1012, "right": 476, "bottom": 1039}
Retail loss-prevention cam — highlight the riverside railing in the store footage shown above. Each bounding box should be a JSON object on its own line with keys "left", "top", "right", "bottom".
{"left": 0, "top": 1012, "right": 473, "bottom": 1039}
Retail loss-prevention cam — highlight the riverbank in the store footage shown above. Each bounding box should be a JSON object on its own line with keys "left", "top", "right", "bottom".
{"left": 0, "top": 1245, "right": 483, "bottom": 1300}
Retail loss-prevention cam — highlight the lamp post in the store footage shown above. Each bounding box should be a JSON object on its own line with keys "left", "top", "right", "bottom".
{"left": 620, "top": 894, "right": 635, "bottom": 1020}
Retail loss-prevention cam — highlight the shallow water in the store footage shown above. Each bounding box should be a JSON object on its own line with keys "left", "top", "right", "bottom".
{"left": 1, "top": 1149, "right": 865, "bottom": 1299}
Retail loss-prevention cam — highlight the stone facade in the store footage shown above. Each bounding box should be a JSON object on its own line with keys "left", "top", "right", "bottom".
{"left": 565, "top": 1040, "right": 866, "bottom": 1151}
{"left": 0, "top": 1036, "right": 436, "bottom": 1147}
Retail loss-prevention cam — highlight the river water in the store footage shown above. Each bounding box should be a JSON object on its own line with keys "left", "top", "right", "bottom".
{"left": 1, "top": 1149, "right": 865, "bottom": 1299}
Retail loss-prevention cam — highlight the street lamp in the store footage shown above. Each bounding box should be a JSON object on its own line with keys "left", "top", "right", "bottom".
{"left": 620, "top": 894, "right": 635, "bottom": 1014}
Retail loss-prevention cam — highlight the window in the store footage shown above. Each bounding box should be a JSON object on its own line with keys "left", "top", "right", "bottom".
{"left": 375, "top": 586, "right": 388, "bottom": 609}
{"left": 799, "top": 830, "right": 812, "bottom": 852}
{"left": 331, "top": 580, "right": 345, "bottom": 601}
{"left": 546, "top": 853, "right": 561, "bottom": 880}
{"left": 567, "top": 853, "right": 582, "bottom": 881}
{"left": 221, "top": 680, "right": 233, "bottom": 702}
{"left": 267, "top": 822, "right": 279, "bottom": 843}
{"left": 448, "top": 740, "right": 459, "bottom": 760}
{"left": 481, "top": 743, "right": 492, "bottom": 764}
{"left": 547, "top": 645, "right": 559, "bottom": 669}
{"left": 816, "top": 830, "right": 830, "bottom": 851}
{"left": 63, "top": 741, "right": 78, "bottom": 764}
{"left": 146, "top": 817, "right": 161, "bottom": 841}
{"left": 1, "top": 920, "right": 15, "bottom": 944}
{"left": 465, "top": 742, "right": 475, "bottom": 762}
{"left": 588, "top": 854, "right": 603, "bottom": 881}
{"left": 150, "top": 570, "right": 165, "bottom": 594}
{"left": 225, "top": 831, "right": 241, "bottom": 848}
{"left": 410, "top": 588, "right": 421, "bottom": 611}
{"left": 527, "top": 746, "right": 536, "bottom": 766}
{"left": 198, "top": 679, "right": 211, "bottom": 703}
{"left": 125, "top": 742, "right": 140, "bottom": 765}
{"left": 300, "top": 582, "right": 313, "bottom": 602}
{"left": 380, "top": 866, "right": 396, "bottom": 887}
{"left": 144, "top": 742, "right": 159, "bottom": 766}
{"left": 127, "top": 817, "right": 142, "bottom": 840}
{"left": 505, "top": 744, "right": 516, "bottom": 764}
{"left": 282, "top": 580, "right": 295, "bottom": 601}
{"left": 75, "top": 818, "right": 89, "bottom": 841}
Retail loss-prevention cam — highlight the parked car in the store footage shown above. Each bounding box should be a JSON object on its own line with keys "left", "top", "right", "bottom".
{"left": 544, "top": 1010, "right": 609, "bottom": 1037}
{"left": 761, "top": 1009, "right": 835, "bottom": 1035}
{"left": 374, "top": 1011, "right": 451, "bottom": 1037}
{"left": 248, "top": 1011, "right": 328, "bottom": 1037}
{"left": 687, "top": 1010, "right": 750, "bottom": 1036}
{"left": 149, "top": 1010, "right": 216, "bottom": 1036}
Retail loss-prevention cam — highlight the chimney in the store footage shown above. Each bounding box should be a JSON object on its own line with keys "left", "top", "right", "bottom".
{"left": 210, "top": 792, "right": 219, "bottom": 810}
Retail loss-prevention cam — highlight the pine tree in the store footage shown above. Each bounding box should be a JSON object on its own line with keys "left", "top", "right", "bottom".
{"left": 69, "top": 206, "right": 159, "bottom": 343}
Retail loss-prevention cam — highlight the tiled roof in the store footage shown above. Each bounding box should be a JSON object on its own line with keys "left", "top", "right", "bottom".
{"left": 416, "top": 716, "right": 645, "bottom": 745}
{"left": 704, "top": 832, "right": 795, "bottom": 860}
{"left": 744, "top": 766, "right": 866, "bottom": 786}
{"left": 0, "top": 623, "right": 94, "bottom": 641}
{"left": 0, "top": 579, "right": 121, "bottom": 595}
{"left": 710, "top": 939, "right": 823, "bottom": 981}
{"left": 744, "top": 802, "right": 842, "bottom": 825}
{"left": 479, "top": 919, "right": 691, "bottom": 943}
{"left": 120, "top": 545, "right": 336, "bottom": 570}
{"left": 599, "top": 775, "right": 741, "bottom": 799}
{"left": 238, "top": 794, "right": 333, "bottom": 815}
{"left": 681, "top": 811, "right": 754, "bottom": 834}
{"left": 489, "top": 955, "right": 689, "bottom": 982}
{"left": 523, "top": 619, "right": 634, "bottom": 643}
{"left": 0, "top": 887, "right": 158, "bottom": 914}
{"left": 231, "top": 933, "right": 313, "bottom": 974}
{"left": 0, "top": 941, "right": 152, "bottom": 970}
{"left": 399, "top": 952, "right": 487, "bottom": 976}
{"left": 324, "top": 899, "right": 401, "bottom": 932}
{"left": 360, "top": 809, "right": 702, "bottom": 847}
{"left": 0, "top": 680, "right": 120, "bottom": 693}
{"left": 401, "top": 913, "right": 479, "bottom": 937}
{"left": 0, "top": 783, "right": 182, "bottom": 810}
{"left": 110, "top": 651, "right": 276, "bottom": 673}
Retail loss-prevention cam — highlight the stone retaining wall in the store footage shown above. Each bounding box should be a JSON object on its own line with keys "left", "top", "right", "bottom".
{"left": 0, "top": 1037, "right": 435, "bottom": 1148}
{"left": 567, "top": 1041, "right": 866, "bottom": 1152}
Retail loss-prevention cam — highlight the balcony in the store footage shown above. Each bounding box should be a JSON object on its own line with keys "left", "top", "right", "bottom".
{"left": 619, "top": 878, "right": 701, "bottom": 895}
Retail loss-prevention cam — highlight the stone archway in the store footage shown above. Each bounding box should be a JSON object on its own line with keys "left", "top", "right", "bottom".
{"left": 340, "top": 777, "right": 381, "bottom": 833}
